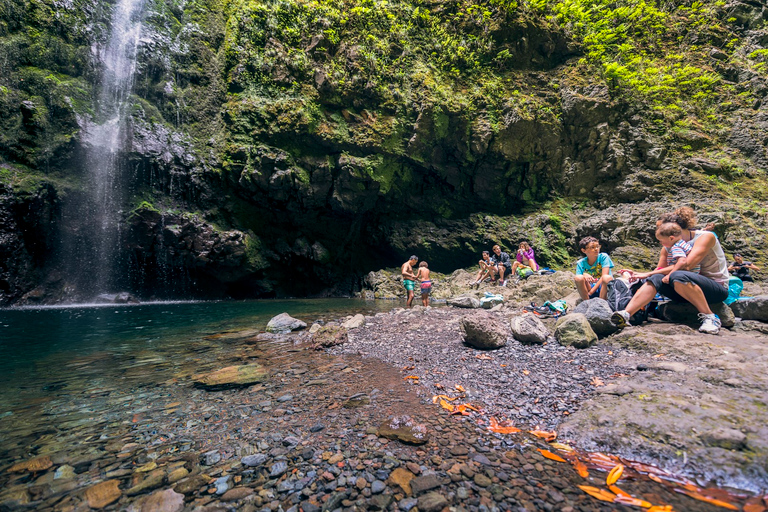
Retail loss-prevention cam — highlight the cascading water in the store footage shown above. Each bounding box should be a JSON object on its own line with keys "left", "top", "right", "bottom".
{"left": 66, "top": 0, "right": 144, "bottom": 298}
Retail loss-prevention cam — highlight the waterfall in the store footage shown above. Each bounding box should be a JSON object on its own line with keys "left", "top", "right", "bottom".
{"left": 68, "top": 0, "right": 144, "bottom": 298}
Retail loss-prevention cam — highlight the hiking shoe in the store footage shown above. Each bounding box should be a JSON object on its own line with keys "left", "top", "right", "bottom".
{"left": 698, "top": 313, "right": 721, "bottom": 335}
{"left": 611, "top": 310, "right": 630, "bottom": 329}
{"left": 500, "top": 280, "right": 507, "bottom": 287}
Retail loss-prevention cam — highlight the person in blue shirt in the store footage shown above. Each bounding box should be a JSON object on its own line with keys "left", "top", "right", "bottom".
{"left": 575, "top": 236, "right": 614, "bottom": 300}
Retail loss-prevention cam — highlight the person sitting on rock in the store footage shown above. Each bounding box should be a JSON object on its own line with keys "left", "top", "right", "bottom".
{"left": 401, "top": 255, "right": 419, "bottom": 307}
{"left": 656, "top": 222, "right": 700, "bottom": 284}
{"left": 611, "top": 207, "right": 729, "bottom": 335}
{"left": 416, "top": 261, "right": 431, "bottom": 307}
{"left": 491, "top": 245, "right": 513, "bottom": 286}
{"left": 511, "top": 241, "right": 539, "bottom": 276}
{"left": 471, "top": 251, "right": 496, "bottom": 287}
{"left": 574, "top": 236, "right": 614, "bottom": 300}
{"left": 728, "top": 253, "right": 759, "bottom": 282}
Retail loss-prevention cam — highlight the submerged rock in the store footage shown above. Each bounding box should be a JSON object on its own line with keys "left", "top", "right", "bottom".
{"left": 308, "top": 325, "right": 348, "bottom": 350}
{"left": 509, "top": 314, "right": 549, "bottom": 345}
{"left": 192, "top": 364, "right": 269, "bottom": 390}
{"left": 139, "top": 488, "right": 184, "bottom": 512}
{"left": 266, "top": 313, "right": 307, "bottom": 333}
{"left": 377, "top": 415, "right": 429, "bottom": 445}
{"left": 84, "top": 480, "right": 122, "bottom": 509}
{"left": 554, "top": 314, "right": 597, "bottom": 348}
{"left": 460, "top": 313, "right": 509, "bottom": 349}
{"left": 572, "top": 298, "right": 618, "bottom": 337}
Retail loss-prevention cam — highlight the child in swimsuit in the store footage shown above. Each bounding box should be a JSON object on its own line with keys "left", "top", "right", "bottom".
{"left": 416, "top": 261, "right": 431, "bottom": 307}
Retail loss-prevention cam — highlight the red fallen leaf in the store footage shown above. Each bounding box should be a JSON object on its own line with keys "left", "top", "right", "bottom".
{"left": 577, "top": 485, "right": 616, "bottom": 503}
{"left": 435, "top": 383, "right": 444, "bottom": 390}
{"left": 523, "top": 369, "right": 530, "bottom": 375}
{"left": 487, "top": 417, "right": 521, "bottom": 434}
{"left": 404, "top": 376, "right": 419, "bottom": 380}
{"left": 529, "top": 429, "right": 557, "bottom": 442}
{"left": 677, "top": 490, "right": 739, "bottom": 510}
{"left": 402, "top": 366, "right": 415, "bottom": 371}
{"left": 537, "top": 449, "right": 566, "bottom": 463}
{"left": 500, "top": 364, "right": 507, "bottom": 367}
{"left": 647, "top": 506, "right": 674, "bottom": 512}
{"left": 590, "top": 376, "right": 605, "bottom": 387}
{"left": 432, "top": 395, "right": 458, "bottom": 403}
{"left": 455, "top": 384, "right": 466, "bottom": 392}
{"left": 608, "top": 351, "right": 613, "bottom": 355}
{"left": 476, "top": 354, "right": 492, "bottom": 360}
{"left": 606, "top": 464, "right": 624, "bottom": 485}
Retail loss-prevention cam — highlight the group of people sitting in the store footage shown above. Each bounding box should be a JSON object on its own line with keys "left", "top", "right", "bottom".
{"left": 400, "top": 206, "right": 759, "bottom": 336}
{"left": 575, "top": 206, "right": 759, "bottom": 335}
{"left": 470, "top": 243, "right": 540, "bottom": 287}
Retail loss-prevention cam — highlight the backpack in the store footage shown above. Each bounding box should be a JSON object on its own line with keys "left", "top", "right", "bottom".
{"left": 517, "top": 268, "right": 534, "bottom": 279}
{"left": 607, "top": 279, "right": 648, "bottom": 326}
{"left": 724, "top": 276, "right": 743, "bottom": 305}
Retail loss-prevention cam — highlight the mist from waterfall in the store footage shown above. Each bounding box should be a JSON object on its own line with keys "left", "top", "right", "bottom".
{"left": 67, "top": 0, "right": 144, "bottom": 298}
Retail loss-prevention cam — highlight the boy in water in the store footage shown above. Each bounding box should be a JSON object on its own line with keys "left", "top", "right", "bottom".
{"left": 657, "top": 222, "right": 700, "bottom": 284}
{"left": 401, "top": 255, "right": 419, "bottom": 307}
{"left": 574, "top": 236, "right": 614, "bottom": 300}
{"left": 416, "top": 261, "right": 431, "bottom": 307}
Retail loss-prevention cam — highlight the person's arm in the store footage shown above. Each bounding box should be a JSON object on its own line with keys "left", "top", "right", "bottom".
{"left": 662, "top": 256, "right": 687, "bottom": 283}
{"left": 656, "top": 247, "right": 668, "bottom": 270}
{"left": 747, "top": 263, "right": 760, "bottom": 271}
{"left": 683, "top": 231, "right": 716, "bottom": 270}
{"left": 728, "top": 263, "right": 737, "bottom": 271}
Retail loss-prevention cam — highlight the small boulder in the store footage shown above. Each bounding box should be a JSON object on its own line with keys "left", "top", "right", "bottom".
{"left": 657, "top": 301, "right": 735, "bottom": 328}
{"left": 84, "top": 480, "right": 122, "bottom": 509}
{"left": 140, "top": 489, "right": 184, "bottom": 512}
{"left": 341, "top": 314, "right": 366, "bottom": 329}
{"left": 377, "top": 415, "right": 429, "bottom": 445}
{"left": 308, "top": 325, "right": 348, "bottom": 350}
{"left": 555, "top": 314, "right": 598, "bottom": 348}
{"left": 572, "top": 298, "right": 618, "bottom": 337}
{"left": 448, "top": 295, "right": 481, "bottom": 309}
{"left": 460, "top": 313, "right": 509, "bottom": 349}
{"left": 509, "top": 314, "right": 549, "bottom": 345}
{"left": 699, "top": 428, "right": 747, "bottom": 450}
{"left": 730, "top": 296, "right": 768, "bottom": 322}
{"left": 192, "top": 364, "right": 268, "bottom": 390}
{"left": 266, "top": 313, "right": 307, "bottom": 333}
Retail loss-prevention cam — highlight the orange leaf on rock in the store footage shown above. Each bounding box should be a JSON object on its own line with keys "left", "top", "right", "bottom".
{"left": 404, "top": 376, "right": 419, "bottom": 380}
{"left": 678, "top": 490, "right": 738, "bottom": 510}
{"left": 537, "top": 449, "right": 566, "bottom": 463}
{"left": 455, "top": 384, "right": 465, "bottom": 392}
{"left": 608, "top": 485, "right": 632, "bottom": 498}
{"left": 573, "top": 460, "right": 589, "bottom": 478}
{"left": 743, "top": 504, "right": 766, "bottom": 512}
{"left": 606, "top": 464, "right": 624, "bottom": 485}
{"left": 578, "top": 485, "right": 616, "bottom": 503}
{"left": 476, "top": 354, "right": 492, "bottom": 360}
{"left": 488, "top": 417, "right": 521, "bottom": 434}
{"left": 648, "top": 506, "right": 674, "bottom": 512}
{"left": 439, "top": 399, "right": 454, "bottom": 412}
{"left": 523, "top": 370, "right": 530, "bottom": 375}
{"left": 614, "top": 494, "right": 652, "bottom": 508}
{"left": 529, "top": 429, "right": 557, "bottom": 442}
{"left": 648, "top": 474, "right": 664, "bottom": 484}
{"left": 590, "top": 376, "right": 605, "bottom": 387}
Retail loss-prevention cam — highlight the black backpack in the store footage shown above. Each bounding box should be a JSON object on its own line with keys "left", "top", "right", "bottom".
{"left": 607, "top": 279, "right": 648, "bottom": 326}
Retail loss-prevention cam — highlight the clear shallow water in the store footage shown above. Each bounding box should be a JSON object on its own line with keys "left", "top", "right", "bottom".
{"left": 0, "top": 299, "right": 399, "bottom": 408}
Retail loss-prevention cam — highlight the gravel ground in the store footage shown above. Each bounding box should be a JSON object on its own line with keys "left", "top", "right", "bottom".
{"left": 335, "top": 306, "right": 633, "bottom": 431}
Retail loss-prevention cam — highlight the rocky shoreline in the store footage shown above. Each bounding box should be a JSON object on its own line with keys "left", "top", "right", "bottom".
{"left": 2, "top": 280, "right": 768, "bottom": 511}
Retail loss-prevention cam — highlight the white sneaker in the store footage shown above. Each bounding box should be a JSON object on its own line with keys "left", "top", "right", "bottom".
{"left": 698, "top": 313, "right": 721, "bottom": 334}
{"left": 611, "top": 310, "right": 630, "bottom": 329}
{"left": 501, "top": 280, "right": 507, "bottom": 287}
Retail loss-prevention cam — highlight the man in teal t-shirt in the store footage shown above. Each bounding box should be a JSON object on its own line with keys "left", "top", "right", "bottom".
{"left": 575, "top": 236, "right": 614, "bottom": 300}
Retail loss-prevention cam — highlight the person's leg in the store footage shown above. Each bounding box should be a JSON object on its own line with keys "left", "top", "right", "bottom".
{"left": 407, "top": 289, "right": 414, "bottom": 307}
{"left": 511, "top": 261, "right": 520, "bottom": 274}
{"left": 597, "top": 275, "right": 613, "bottom": 299}
{"left": 498, "top": 266, "right": 506, "bottom": 284}
{"left": 421, "top": 292, "right": 428, "bottom": 307}
{"left": 575, "top": 275, "right": 590, "bottom": 300}
{"left": 669, "top": 271, "right": 729, "bottom": 313}
{"left": 741, "top": 275, "right": 754, "bottom": 282}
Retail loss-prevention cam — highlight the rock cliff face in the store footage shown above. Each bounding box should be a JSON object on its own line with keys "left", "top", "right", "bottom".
{"left": 1, "top": 0, "right": 767, "bottom": 303}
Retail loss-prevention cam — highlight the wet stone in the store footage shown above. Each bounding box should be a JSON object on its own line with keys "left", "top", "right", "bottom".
{"left": 368, "top": 493, "right": 393, "bottom": 510}
{"left": 221, "top": 487, "right": 254, "bottom": 501}
{"left": 204, "top": 450, "right": 221, "bottom": 466}
{"left": 84, "top": 480, "right": 122, "bottom": 509}
{"left": 242, "top": 453, "right": 268, "bottom": 467}
{"left": 474, "top": 473, "right": 492, "bottom": 487}
{"left": 417, "top": 491, "right": 448, "bottom": 512}
{"left": 125, "top": 469, "right": 165, "bottom": 496}
{"left": 270, "top": 461, "right": 288, "bottom": 477}
{"left": 174, "top": 474, "right": 211, "bottom": 495}
{"left": 409, "top": 474, "right": 442, "bottom": 495}
{"left": 377, "top": 416, "right": 429, "bottom": 445}
{"left": 371, "top": 480, "right": 386, "bottom": 494}
{"left": 398, "top": 497, "right": 418, "bottom": 511}
{"left": 193, "top": 364, "right": 269, "bottom": 390}
{"left": 167, "top": 467, "right": 189, "bottom": 484}
{"left": 214, "top": 475, "right": 230, "bottom": 494}
{"left": 140, "top": 488, "right": 185, "bottom": 512}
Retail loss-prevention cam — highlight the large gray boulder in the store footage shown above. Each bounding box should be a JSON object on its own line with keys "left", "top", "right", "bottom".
{"left": 730, "top": 296, "right": 768, "bottom": 322}
{"left": 509, "top": 314, "right": 549, "bottom": 345}
{"left": 448, "top": 295, "right": 481, "bottom": 309}
{"left": 572, "top": 298, "right": 618, "bottom": 337}
{"left": 460, "top": 313, "right": 509, "bottom": 349}
{"left": 657, "top": 302, "right": 736, "bottom": 328}
{"left": 555, "top": 314, "right": 598, "bottom": 349}
{"left": 266, "top": 313, "right": 307, "bottom": 333}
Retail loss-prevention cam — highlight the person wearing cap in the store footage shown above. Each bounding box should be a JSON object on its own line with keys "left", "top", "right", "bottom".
{"left": 728, "top": 253, "right": 759, "bottom": 282}
{"left": 401, "top": 255, "right": 419, "bottom": 307}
